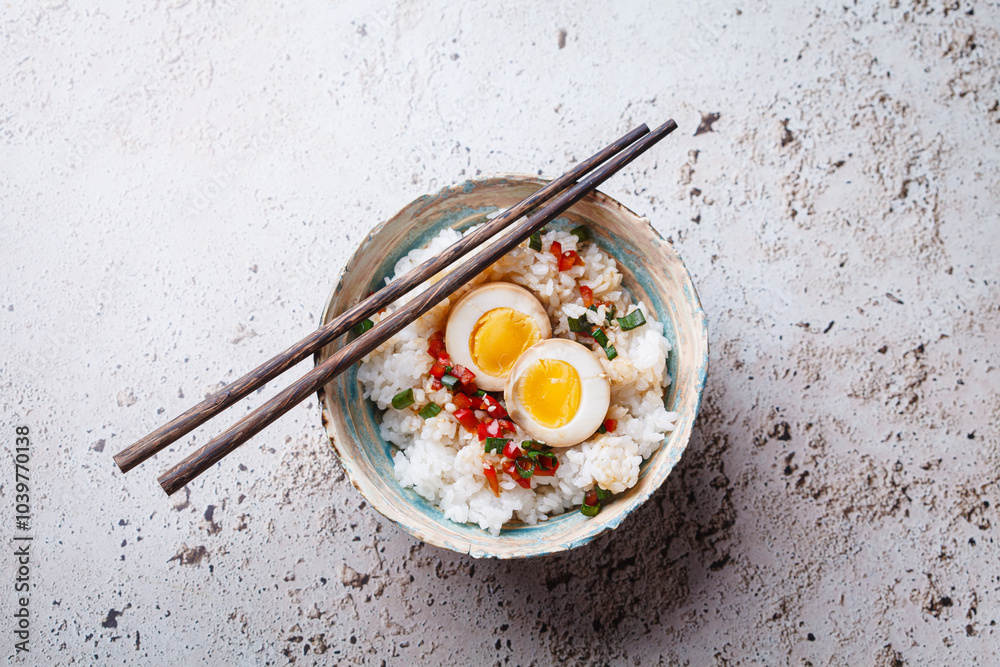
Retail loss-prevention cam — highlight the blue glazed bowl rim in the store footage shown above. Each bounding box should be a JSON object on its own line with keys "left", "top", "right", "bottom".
{"left": 316, "top": 174, "right": 709, "bottom": 558}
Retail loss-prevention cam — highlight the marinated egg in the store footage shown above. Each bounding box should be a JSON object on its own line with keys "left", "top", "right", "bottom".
{"left": 503, "top": 338, "right": 611, "bottom": 447}
{"left": 445, "top": 282, "right": 552, "bottom": 391}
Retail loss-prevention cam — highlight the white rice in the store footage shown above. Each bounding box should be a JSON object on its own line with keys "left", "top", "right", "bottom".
{"left": 356, "top": 225, "right": 678, "bottom": 535}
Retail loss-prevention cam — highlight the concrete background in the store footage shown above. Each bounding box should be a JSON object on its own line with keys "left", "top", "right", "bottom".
{"left": 2, "top": 0, "right": 998, "bottom": 664}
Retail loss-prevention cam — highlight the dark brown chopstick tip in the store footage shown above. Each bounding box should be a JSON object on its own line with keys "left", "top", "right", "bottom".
{"left": 158, "top": 467, "right": 187, "bottom": 496}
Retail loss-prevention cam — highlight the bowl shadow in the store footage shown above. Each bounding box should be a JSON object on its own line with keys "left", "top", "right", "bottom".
{"left": 429, "top": 383, "right": 735, "bottom": 661}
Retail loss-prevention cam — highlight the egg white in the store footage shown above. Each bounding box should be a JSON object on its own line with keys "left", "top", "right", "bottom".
{"left": 503, "top": 338, "right": 611, "bottom": 447}
{"left": 444, "top": 282, "right": 552, "bottom": 391}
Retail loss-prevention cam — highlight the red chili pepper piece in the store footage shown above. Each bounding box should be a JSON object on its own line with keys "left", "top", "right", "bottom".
{"left": 454, "top": 408, "right": 478, "bottom": 432}
{"left": 535, "top": 455, "right": 560, "bottom": 474}
{"left": 429, "top": 362, "right": 447, "bottom": 379}
{"left": 483, "top": 463, "right": 500, "bottom": 497}
{"left": 502, "top": 441, "right": 522, "bottom": 460}
{"left": 559, "top": 250, "right": 579, "bottom": 272}
{"left": 427, "top": 333, "right": 446, "bottom": 358}
{"left": 476, "top": 422, "right": 489, "bottom": 442}
{"left": 430, "top": 378, "right": 442, "bottom": 391}
{"left": 436, "top": 351, "right": 452, "bottom": 365}
{"left": 501, "top": 460, "right": 532, "bottom": 488}
{"left": 580, "top": 286, "right": 594, "bottom": 308}
{"left": 484, "top": 419, "right": 503, "bottom": 438}
{"left": 603, "top": 418, "right": 617, "bottom": 433}
{"left": 466, "top": 394, "right": 483, "bottom": 410}
{"left": 455, "top": 365, "right": 476, "bottom": 385}
{"left": 497, "top": 419, "right": 517, "bottom": 433}
{"left": 584, "top": 489, "right": 599, "bottom": 506}
{"left": 452, "top": 393, "right": 472, "bottom": 410}
{"left": 481, "top": 395, "right": 508, "bottom": 419}
{"left": 550, "top": 240, "right": 562, "bottom": 260}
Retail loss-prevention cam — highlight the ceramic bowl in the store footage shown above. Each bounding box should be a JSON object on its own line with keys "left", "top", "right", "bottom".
{"left": 316, "top": 174, "right": 708, "bottom": 558}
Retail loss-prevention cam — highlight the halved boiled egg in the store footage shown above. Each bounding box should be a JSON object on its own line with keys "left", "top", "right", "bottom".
{"left": 503, "top": 338, "right": 611, "bottom": 447}
{"left": 445, "top": 282, "right": 552, "bottom": 391}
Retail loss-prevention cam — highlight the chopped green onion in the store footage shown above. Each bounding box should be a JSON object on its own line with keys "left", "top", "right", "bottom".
{"left": 596, "top": 487, "right": 613, "bottom": 502}
{"left": 581, "top": 503, "right": 600, "bottom": 517}
{"left": 528, "top": 451, "right": 558, "bottom": 467}
{"left": 352, "top": 319, "right": 374, "bottom": 335}
{"left": 521, "top": 440, "right": 548, "bottom": 452}
{"left": 473, "top": 389, "right": 487, "bottom": 397}
{"left": 441, "top": 374, "right": 460, "bottom": 389}
{"left": 570, "top": 225, "right": 591, "bottom": 243}
{"left": 391, "top": 388, "right": 415, "bottom": 410}
{"left": 484, "top": 437, "right": 509, "bottom": 454}
{"left": 515, "top": 456, "right": 536, "bottom": 478}
{"left": 590, "top": 327, "right": 609, "bottom": 347}
{"left": 570, "top": 318, "right": 618, "bottom": 360}
{"left": 597, "top": 423, "right": 607, "bottom": 434}
{"left": 617, "top": 308, "right": 647, "bottom": 331}
{"left": 567, "top": 315, "right": 589, "bottom": 333}
{"left": 418, "top": 402, "right": 442, "bottom": 419}
{"left": 528, "top": 231, "right": 542, "bottom": 251}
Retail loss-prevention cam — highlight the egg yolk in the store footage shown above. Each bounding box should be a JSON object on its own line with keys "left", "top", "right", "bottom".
{"left": 469, "top": 307, "right": 541, "bottom": 378}
{"left": 516, "top": 359, "right": 581, "bottom": 429}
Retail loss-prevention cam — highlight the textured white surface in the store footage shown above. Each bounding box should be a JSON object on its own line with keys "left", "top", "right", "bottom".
{"left": 2, "top": 1, "right": 999, "bottom": 664}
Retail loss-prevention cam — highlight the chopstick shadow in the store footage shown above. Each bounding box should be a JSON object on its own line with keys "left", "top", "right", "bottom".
{"left": 472, "top": 387, "right": 737, "bottom": 655}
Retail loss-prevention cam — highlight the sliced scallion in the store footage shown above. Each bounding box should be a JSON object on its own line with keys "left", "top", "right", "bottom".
{"left": 603, "top": 343, "right": 618, "bottom": 361}
{"left": 581, "top": 503, "right": 600, "bottom": 517}
{"left": 352, "top": 319, "right": 374, "bottom": 335}
{"left": 441, "top": 374, "right": 460, "bottom": 389}
{"left": 528, "top": 231, "right": 542, "bottom": 251}
{"left": 596, "top": 487, "right": 613, "bottom": 502}
{"left": 473, "top": 389, "right": 487, "bottom": 397}
{"left": 515, "top": 456, "right": 536, "bottom": 478}
{"left": 391, "top": 388, "right": 415, "bottom": 410}
{"left": 530, "top": 451, "right": 558, "bottom": 467}
{"left": 418, "top": 402, "right": 442, "bottom": 419}
{"left": 567, "top": 315, "right": 589, "bottom": 333}
{"left": 484, "top": 437, "right": 509, "bottom": 454}
{"left": 617, "top": 308, "right": 647, "bottom": 331}
{"left": 597, "top": 423, "right": 607, "bottom": 434}
{"left": 590, "top": 327, "right": 609, "bottom": 347}
{"left": 570, "top": 225, "right": 591, "bottom": 243}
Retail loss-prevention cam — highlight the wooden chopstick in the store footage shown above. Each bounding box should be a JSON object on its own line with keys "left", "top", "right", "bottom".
{"left": 156, "top": 119, "right": 677, "bottom": 496}
{"left": 113, "top": 124, "right": 651, "bottom": 474}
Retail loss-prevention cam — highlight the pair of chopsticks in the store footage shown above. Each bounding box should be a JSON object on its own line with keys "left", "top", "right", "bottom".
{"left": 114, "top": 119, "right": 678, "bottom": 496}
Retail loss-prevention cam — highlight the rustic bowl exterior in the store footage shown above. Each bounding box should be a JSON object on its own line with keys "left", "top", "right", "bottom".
{"left": 316, "top": 174, "right": 708, "bottom": 559}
